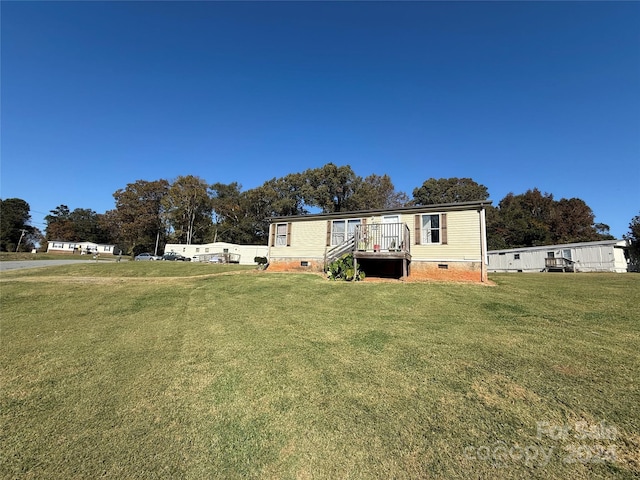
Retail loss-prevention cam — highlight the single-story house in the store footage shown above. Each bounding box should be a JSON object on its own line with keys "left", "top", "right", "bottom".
{"left": 47, "top": 240, "right": 119, "bottom": 255}
{"left": 267, "top": 200, "right": 491, "bottom": 282}
{"left": 487, "top": 239, "right": 629, "bottom": 273}
{"left": 164, "top": 242, "right": 268, "bottom": 265}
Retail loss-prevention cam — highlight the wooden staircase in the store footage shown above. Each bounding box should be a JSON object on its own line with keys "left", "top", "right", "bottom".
{"left": 324, "top": 236, "right": 356, "bottom": 269}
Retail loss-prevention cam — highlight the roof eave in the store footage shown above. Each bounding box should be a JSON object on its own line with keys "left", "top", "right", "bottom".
{"left": 269, "top": 200, "right": 492, "bottom": 222}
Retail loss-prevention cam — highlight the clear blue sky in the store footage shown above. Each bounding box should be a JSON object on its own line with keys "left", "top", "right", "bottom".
{"left": 2, "top": 1, "right": 639, "bottom": 238}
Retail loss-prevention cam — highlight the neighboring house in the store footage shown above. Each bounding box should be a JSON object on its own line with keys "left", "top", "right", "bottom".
{"left": 488, "top": 240, "right": 629, "bottom": 273}
{"left": 47, "top": 240, "right": 118, "bottom": 255}
{"left": 267, "top": 201, "right": 491, "bottom": 282}
{"left": 164, "top": 242, "right": 268, "bottom": 265}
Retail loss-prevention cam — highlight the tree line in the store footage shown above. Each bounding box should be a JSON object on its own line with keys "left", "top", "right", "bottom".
{"left": 1, "top": 163, "right": 636, "bottom": 263}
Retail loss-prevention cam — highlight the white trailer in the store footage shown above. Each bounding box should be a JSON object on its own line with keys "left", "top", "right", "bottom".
{"left": 164, "top": 242, "right": 268, "bottom": 265}
{"left": 488, "top": 240, "right": 629, "bottom": 273}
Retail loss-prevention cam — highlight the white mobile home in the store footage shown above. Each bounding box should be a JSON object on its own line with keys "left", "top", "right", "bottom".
{"left": 164, "top": 242, "right": 268, "bottom": 265}
{"left": 47, "top": 240, "right": 118, "bottom": 255}
{"left": 488, "top": 240, "right": 629, "bottom": 273}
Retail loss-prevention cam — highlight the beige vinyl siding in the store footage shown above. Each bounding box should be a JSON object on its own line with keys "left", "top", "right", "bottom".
{"left": 270, "top": 208, "right": 483, "bottom": 262}
{"left": 402, "top": 210, "right": 482, "bottom": 261}
{"left": 269, "top": 218, "right": 328, "bottom": 259}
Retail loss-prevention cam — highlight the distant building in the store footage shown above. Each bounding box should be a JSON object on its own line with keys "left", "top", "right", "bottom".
{"left": 164, "top": 242, "right": 268, "bottom": 265}
{"left": 488, "top": 240, "right": 629, "bottom": 273}
{"left": 47, "top": 240, "right": 119, "bottom": 255}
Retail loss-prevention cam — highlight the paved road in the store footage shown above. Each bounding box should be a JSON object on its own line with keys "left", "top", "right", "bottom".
{"left": 0, "top": 260, "right": 109, "bottom": 271}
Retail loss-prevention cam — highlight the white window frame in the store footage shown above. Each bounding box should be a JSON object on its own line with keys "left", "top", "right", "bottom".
{"left": 421, "top": 214, "right": 441, "bottom": 244}
{"left": 331, "top": 219, "right": 361, "bottom": 246}
{"left": 275, "top": 223, "right": 288, "bottom": 246}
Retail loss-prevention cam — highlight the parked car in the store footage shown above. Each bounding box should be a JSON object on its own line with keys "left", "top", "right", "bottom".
{"left": 134, "top": 253, "right": 160, "bottom": 261}
{"left": 162, "top": 252, "right": 190, "bottom": 261}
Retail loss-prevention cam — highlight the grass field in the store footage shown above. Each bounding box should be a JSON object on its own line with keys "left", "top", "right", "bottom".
{"left": 1, "top": 264, "right": 638, "bottom": 479}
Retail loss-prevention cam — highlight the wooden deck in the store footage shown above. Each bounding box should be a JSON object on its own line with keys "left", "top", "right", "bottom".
{"left": 353, "top": 250, "right": 411, "bottom": 261}
{"left": 353, "top": 250, "right": 411, "bottom": 280}
{"left": 325, "top": 223, "right": 412, "bottom": 279}
{"left": 353, "top": 223, "right": 411, "bottom": 278}
{"left": 545, "top": 257, "right": 575, "bottom": 272}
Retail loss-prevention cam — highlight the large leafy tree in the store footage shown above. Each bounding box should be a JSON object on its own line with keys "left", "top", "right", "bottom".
{"left": 412, "top": 177, "right": 489, "bottom": 205}
{"left": 209, "top": 182, "right": 247, "bottom": 243}
{"left": 283, "top": 163, "right": 409, "bottom": 213}
{"left": 486, "top": 205, "right": 509, "bottom": 250}
{"left": 242, "top": 175, "right": 308, "bottom": 242}
{"left": 300, "top": 163, "right": 360, "bottom": 213}
{"left": 488, "top": 189, "right": 554, "bottom": 248}
{"left": 163, "top": 175, "right": 213, "bottom": 244}
{"left": 44, "top": 205, "right": 75, "bottom": 241}
{"left": 550, "top": 198, "right": 614, "bottom": 244}
{"left": 45, "top": 205, "right": 107, "bottom": 243}
{"left": 210, "top": 166, "right": 410, "bottom": 243}
{"left": 487, "top": 188, "right": 614, "bottom": 249}
{"left": 260, "top": 173, "right": 308, "bottom": 217}
{"left": 349, "top": 174, "right": 408, "bottom": 210}
{"left": 69, "top": 209, "right": 109, "bottom": 243}
{"left": 624, "top": 213, "right": 640, "bottom": 271}
{"left": 210, "top": 174, "right": 310, "bottom": 245}
{"left": 105, "top": 179, "right": 170, "bottom": 255}
{"left": 0, "top": 198, "right": 37, "bottom": 252}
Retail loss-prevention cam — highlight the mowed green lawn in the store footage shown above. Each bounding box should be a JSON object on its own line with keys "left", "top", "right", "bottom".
{"left": 1, "top": 263, "right": 638, "bottom": 479}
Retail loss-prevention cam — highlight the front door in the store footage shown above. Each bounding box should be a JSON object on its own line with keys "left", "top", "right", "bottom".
{"left": 382, "top": 215, "right": 400, "bottom": 250}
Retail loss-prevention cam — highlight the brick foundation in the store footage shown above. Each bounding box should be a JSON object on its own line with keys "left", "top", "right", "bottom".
{"left": 268, "top": 257, "right": 487, "bottom": 282}
{"left": 407, "top": 261, "right": 485, "bottom": 283}
{"left": 267, "top": 258, "right": 324, "bottom": 272}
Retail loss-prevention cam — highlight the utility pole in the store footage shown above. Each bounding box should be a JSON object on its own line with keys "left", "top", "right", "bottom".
{"left": 15, "top": 229, "right": 27, "bottom": 252}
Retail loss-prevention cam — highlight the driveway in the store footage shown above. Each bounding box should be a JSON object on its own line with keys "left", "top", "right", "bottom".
{"left": 0, "top": 260, "right": 103, "bottom": 272}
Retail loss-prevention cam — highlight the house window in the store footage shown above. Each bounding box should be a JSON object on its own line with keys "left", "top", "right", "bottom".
{"left": 422, "top": 214, "right": 440, "bottom": 244}
{"left": 52, "top": 242, "right": 64, "bottom": 248}
{"left": 514, "top": 254, "right": 520, "bottom": 260}
{"left": 195, "top": 248, "right": 200, "bottom": 253}
{"left": 331, "top": 219, "right": 360, "bottom": 246}
{"left": 275, "top": 223, "right": 289, "bottom": 246}
{"left": 414, "top": 213, "right": 447, "bottom": 245}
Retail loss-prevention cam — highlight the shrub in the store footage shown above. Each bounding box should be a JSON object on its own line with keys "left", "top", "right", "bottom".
{"left": 327, "top": 253, "right": 365, "bottom": 281}
{"left": 254, "top": 256, "right": 268, "bottom": 270}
